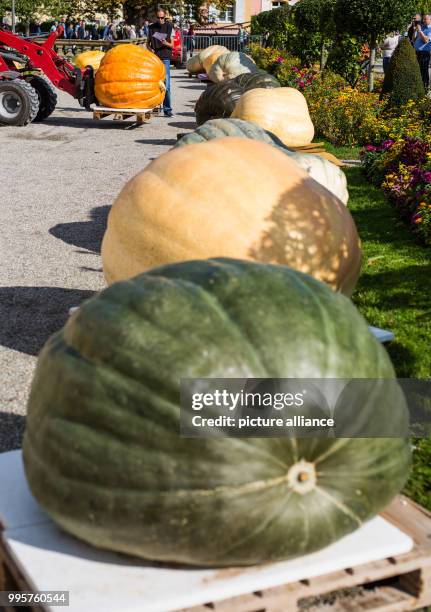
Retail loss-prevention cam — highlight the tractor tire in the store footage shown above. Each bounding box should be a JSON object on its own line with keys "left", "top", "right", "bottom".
{"left": 28, "top": 75, "right": 58, "bottom": 121}
{"left": 0, "top": 80, "right": 39, "bottom": 126}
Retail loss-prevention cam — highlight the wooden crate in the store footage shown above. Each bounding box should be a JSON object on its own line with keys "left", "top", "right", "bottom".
{"left": 1, "top": 496, "right": 430, "bottom": 612}
{"left": 178, "top": 497, "right": 431, "bottom": 612}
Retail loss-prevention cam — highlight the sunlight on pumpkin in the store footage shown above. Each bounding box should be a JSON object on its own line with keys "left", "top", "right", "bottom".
{"left": 102, "top": 138, "right": 361, "bottom": 294}
{"left": 248, "top": 181, "right": 361, "bottom": 296}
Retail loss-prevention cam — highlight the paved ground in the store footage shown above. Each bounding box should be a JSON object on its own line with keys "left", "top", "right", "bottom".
{"left": 0, "top": 69, "right": 204, "bottom": 452}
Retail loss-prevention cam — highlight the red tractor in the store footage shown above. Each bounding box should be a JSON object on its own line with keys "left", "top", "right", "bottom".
{"left": 0, "top": 28, "right": 96, "bottom": 126}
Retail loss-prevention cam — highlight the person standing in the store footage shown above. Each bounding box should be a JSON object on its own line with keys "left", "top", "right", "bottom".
{"left": 77, "top": 20, "right": 86, "bottom": 39}
{"left": 414, "top": 14, "right": 431, "bottom": 89}
{"left": 238, "top": 25, "right": 247, "bottom": 51}
{"left": 408, "top": 13, "right": 422, "bottom": 44}
{"left": 380, "top": 32, "right": 400, "bottom": 74}
{"left": 148, "top": 9, "right": 173, "bottom": 117}
{"left": 187, "top": 24, "right": 195, "bottom": 58}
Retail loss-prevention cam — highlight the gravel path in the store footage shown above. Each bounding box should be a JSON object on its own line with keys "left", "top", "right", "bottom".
{"left": 0, "top": 69, "right": 204, "bottom": 452}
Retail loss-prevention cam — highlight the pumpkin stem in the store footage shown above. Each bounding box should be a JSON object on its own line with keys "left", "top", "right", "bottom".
{"left": 287, "top": 460, "right": 316, "bottom": 495}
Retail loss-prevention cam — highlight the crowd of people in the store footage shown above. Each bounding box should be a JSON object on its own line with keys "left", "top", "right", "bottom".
{"left": 27, "top": 18, "right": 151, "bottom": 40}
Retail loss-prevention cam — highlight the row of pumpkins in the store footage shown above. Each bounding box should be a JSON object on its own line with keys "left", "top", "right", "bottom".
{"left": 188, "top": 45, "right": 316, "bottom": 149}
{"left": 23, "top": 46, "right": 410, "bottom": 568}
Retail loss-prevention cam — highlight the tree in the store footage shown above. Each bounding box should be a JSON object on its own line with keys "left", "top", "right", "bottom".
{"left": 293, "top": 0, "right": 335, "bottom": 70}
{"left": 251, "top": 4, "right": 295, "bottom": 49}
{"left": 94, "top": 0, "right": 122, "bottom": 20}
{"left": 0, "top": 0, "right": 43, "bottom": 34}
{"left": 334, "top": 0, "right": 416, "bottom": 91}
{"left": 326, "top": 35, "right": 363, "bottom": 85}
{"left": 381, "top": 37, "right": 425, "bottom": 106}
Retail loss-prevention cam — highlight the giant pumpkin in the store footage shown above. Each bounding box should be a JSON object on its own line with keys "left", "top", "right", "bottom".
{"left": 95, "top": 44, "right": 166, "bottom": 109}
{"left": 198, "top": 45, "right": 228, "bottom": 67}
{"left": 194, "top": 72, "right": 280, "bottom": 125}
{"left": 202, "top": 47, "right": 229, "bottom": 74}
{"left": 232, "top": 87, "right": 315, "bottom": 147}
{"left": 186, "top": 54, "right": 203, "bottom": 74}
{"left": 23, "top": 258, "right": 410, "bottom": 566}
{"left": 176, "top": 117, "right": 280, "bottom": 146}
{"left": 208, "top": 51, "right": 258, "bottom": 82}
{"left": 101, "top": 138, "right": 361, "bottom": 293}
{"left": 75, "top": 50, "right": 105, "bottom": 72}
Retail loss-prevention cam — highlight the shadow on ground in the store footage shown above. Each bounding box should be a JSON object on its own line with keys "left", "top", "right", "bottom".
{"left": 135, "top": 138, "right": 177, "bottom": 146}
{"left": 50, "top": 205, "right": 109, "bottom": 254}
{"left": 0, "top": 287, "right": 94, "bottom": 356}
{"left": 168, "top": 121, "right": 197, "bottom": 129}
{"left": 43, "top": 117, "right": 147, "bottom": 129}
{"left": 179, "top": 85, "right": 206, "bottom": 90}
{"left": 0, "top": 412, "right": 26, "bottom": 452}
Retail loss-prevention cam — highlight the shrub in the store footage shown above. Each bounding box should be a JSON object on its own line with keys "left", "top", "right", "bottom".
{"left": 275, "top": 62, "right": 317, "bottom": 89}
{"left": 325, "top": 35, "right": 363, "bottom": 86}
{"left": 361, "top": 137, "right": 431, "bottom": 244}
{"left": 381, "top": 38, "right": 425, "bottom": 107}
{"left": 248, "top": 44, "right": 290, "bottom": 73}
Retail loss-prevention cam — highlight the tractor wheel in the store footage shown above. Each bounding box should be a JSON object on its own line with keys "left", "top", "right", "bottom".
{"left": 0, "top": 80, "right": 39, "bottom": 126}
{"left": 28, "top": 75, "right": 58, "bottom": 121}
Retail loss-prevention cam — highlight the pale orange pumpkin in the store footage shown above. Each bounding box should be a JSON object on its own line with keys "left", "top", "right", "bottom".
{"left": 202, "top": 46, "right": 229, "bottom": 74}
{"left": 75, "top": 50, "right": 105, "bottom": 72}
{"left": 95, "top": 44, "right": 166, "bottom": 109}
{"left": 232, "top": 87, "right": 315, "bottom": 147}
{"left": 102, "top": 138, "right": 361, "bottom": 295}
{"left": 186, "top": 54, "right": 203, "bottom": 74}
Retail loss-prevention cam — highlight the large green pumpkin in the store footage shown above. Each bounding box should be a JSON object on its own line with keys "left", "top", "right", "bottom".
{"left": 233, "top": 71, "right": 281, "bottom": 90}
{"left": 176, "top": 118, "right": 279, "bottom": 148}
{"left": 195, "top": 70, "right": 279, "bottom": 125}
{"left": 23, "top": 259, "right": 410, "bottom": 567}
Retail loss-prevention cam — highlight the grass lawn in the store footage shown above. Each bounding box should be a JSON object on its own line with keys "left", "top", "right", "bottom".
{"left": 346, "top": 166, "right": 431, "bottom": 511}
{"left": 319, "top": 140, "right": 362, "bottom": 161}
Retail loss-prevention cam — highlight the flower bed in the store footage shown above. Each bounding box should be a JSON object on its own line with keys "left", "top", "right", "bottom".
{"left": 249, "top": 44, "right": 431, "bottom": 147}
{"left": 361, "top": 137, "right": 431, "bottom": 245}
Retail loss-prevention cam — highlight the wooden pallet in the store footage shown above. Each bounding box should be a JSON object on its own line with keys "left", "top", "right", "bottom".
{"left": 178, "top": 497, "right": 431, "bottom": 612}
{"left": 91, "top": 105, "right": 162, "bottom": 124}
{"left": 0, "top": 496, "right": 429, "bottom": 612}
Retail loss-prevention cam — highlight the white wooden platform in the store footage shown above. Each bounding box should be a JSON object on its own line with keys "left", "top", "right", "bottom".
{"left": 0, "top": 450, "right": 413, "bottom": 612}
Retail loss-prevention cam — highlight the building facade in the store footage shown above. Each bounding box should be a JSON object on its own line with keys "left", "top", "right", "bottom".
{"left": 209, "top": 0, "right": 297, "bottom": 24}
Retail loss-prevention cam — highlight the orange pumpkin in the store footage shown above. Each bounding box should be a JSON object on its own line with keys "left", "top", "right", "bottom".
{"left": 95, "top": 45, "right": 166, "bottom": 109}
{"left": 102, "top": 138, "right": 362, "bottom": 295}
{"left": 75, "top": 50, "right": 105, "bottom": 72}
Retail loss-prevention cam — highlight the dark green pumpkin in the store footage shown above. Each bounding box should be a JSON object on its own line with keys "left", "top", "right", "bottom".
{"left": 176, "top": 117, "right": 281, "bottom": 148}
{"left": 23, "top": 259, "right": 410, "bottom": 567}
{"left": 233, "top": 71, "right": 281, "bottom": 90}
{"left": 195, "top": 70, "right": 280, "bottom": 126}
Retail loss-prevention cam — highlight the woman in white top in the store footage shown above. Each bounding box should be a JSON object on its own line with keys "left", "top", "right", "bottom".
{"left": 381, "top": 33, "right": 401, "bottom": 74}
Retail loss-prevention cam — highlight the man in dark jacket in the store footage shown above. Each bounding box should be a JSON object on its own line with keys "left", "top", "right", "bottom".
{"left": 148, "top": 9, "right": 173, "bottom": 117}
